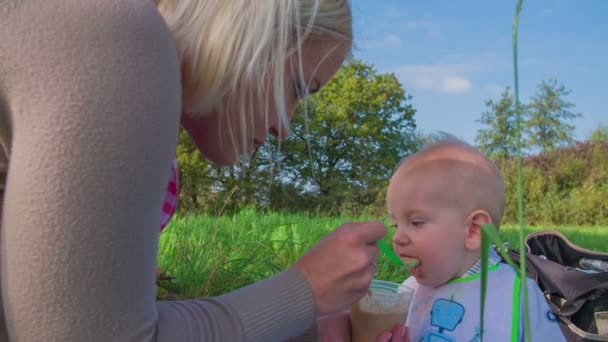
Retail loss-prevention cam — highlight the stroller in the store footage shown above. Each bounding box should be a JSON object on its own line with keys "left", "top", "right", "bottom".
{"left": 506, "top": 230, "right": 608, "bottom": 341}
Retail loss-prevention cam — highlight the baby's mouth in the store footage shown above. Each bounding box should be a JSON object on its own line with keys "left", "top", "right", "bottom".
{"left": 399, "top": 254, "right": 420, "bottom": 269}
{"left": 409, "top": 263, "right": 422, "bottom": 278}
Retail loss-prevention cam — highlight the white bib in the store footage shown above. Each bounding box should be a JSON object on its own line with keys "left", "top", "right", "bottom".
{"left": 403, "top": 263, "right": 565, "bottom": 342}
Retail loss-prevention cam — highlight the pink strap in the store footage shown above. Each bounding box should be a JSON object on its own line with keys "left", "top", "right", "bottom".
{"left": 160, "top": 157, "right": 178, "bottom": 231}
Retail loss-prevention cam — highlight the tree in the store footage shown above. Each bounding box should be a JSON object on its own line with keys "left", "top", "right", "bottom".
{"left": 526, "top": 79, "right": 581, "bottom": 151}
{"left": 275, "top": 60, "right": 418, "bottom": 212}
{"left": 176, "top": 129, "right": 277, "bottom": 214}
{"left": 589, "top": 123, "right": 608, "bottom": 142}
{"left": 475, "top": 87, "right": 520, "bottom": 160}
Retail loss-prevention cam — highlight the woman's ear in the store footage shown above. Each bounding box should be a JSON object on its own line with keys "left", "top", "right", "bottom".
{"left": 465, "top": 210, "right": 492, "bottom": 250}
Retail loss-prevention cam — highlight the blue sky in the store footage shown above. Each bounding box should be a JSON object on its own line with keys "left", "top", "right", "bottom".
{"left": 349, "top": 0, "right": 607, "bottom": 145}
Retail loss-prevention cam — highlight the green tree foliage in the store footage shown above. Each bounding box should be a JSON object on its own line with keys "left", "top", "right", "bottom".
{"left": 499, "top": 140, "right": 608, "bottom": 225}
{"left": 476, "top": 79, "right": 582, "bottom": 158}
{"left": 475, "top": 87, "right": 520, "bottom": 160}
{"left": 589, "top": 124, "right": 608, "bottom": 142}
{"left": 475, "top": 80, "right": 607, "bottom": 225}
{"left": 176, "top": 129, "right": 277, "bottom": 214}
{"left": 526, "top": 79, "right": 581, "bottom": 151}
{"left": 273, "top": 60, "right": 418, "bottom": 214}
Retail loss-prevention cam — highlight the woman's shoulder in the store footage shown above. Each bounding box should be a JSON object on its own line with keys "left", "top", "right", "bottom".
{"left": 1, "top": 0, "right": 177, "bottom": 69}
{"left": 67, "top": 0, "right": 171, "bottom": 37}
{"left": 3, "top": 0, "right": 167, "bottom": 30}
{"left": 1, "top": 0, "right": 179, "bottom": 108}
{"left": 0, "top": 0, "right": 180, "bottom": 152}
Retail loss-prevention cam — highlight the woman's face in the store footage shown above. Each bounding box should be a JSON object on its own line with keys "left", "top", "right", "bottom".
{"left": 181, "top": 41, "right": 349, "bottom": 166}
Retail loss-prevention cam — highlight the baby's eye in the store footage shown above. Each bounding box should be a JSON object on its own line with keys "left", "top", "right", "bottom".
{"left": 411, "top": 220, "right": 426, "bottom": 227}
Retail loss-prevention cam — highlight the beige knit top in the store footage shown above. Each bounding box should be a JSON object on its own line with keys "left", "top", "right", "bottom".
{"left": 0, "top": 1, "right": 317, "bottom": 340}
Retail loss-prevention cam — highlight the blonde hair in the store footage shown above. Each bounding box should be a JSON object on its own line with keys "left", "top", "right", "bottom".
{"left": 157, "top": 0, "right": 352, "bottom": 155}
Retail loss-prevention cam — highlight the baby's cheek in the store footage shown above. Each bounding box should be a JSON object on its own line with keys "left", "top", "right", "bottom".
{"left": 427, "top": 254, "right": 454, "bottom": 284}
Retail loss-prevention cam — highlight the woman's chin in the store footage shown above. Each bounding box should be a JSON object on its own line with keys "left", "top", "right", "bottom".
{"left": 204, "top": 152, "right": 238, "bottom": 167}
{"left": 200, "top": 147, "right": 247, "bottom": 167}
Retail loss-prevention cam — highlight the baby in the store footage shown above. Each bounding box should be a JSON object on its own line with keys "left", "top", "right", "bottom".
{"left": 388, "top": 136, "right": 564, "bottom": 341}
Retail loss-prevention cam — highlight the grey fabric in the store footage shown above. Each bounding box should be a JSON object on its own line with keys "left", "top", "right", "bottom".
{"left": 0, "top": 0, "right": 317, "bottom": 340}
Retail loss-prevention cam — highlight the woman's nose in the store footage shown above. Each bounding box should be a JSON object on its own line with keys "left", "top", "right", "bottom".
{"left": 270, "top": 102, "right": 297, "bottom": 141}
{"left": 269, "top": 123, "right": 290, "bottom": 141}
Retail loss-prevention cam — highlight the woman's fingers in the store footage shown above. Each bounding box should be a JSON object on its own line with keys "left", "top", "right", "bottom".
{"left": 293, "top": 221, "right": 387, "bottom": 315}
{"left": 376, "top": 324, "right": 409, "bottom": 342}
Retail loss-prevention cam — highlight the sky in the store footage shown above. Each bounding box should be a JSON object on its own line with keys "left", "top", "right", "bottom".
{"left": 349, "top": 0, "right": 607, "bottom": 145}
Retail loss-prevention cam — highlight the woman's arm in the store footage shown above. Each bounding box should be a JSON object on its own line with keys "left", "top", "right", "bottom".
{"left": 1, "top": 1, "right": 315, "bottom": 341}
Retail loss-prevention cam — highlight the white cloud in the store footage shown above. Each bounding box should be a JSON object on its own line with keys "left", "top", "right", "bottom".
{"left": 484, "top": 84, "right": 507, "bottom": 96}
{"left": 356, "top": 39, "right": 374, "bottom": 50}
{"left": 542, "top": 8, "right": 555, "bottom": 16}
{"left": 397, "top": 63, "right": 485, "bottom": 75}
{"left": 384, "top": 34, "right": 403, "bottom": 48}
{"left": 428, "top": 28, "right": 442, "bottom": 38}
{"left": 405, "top": 20, "right": 442, "bottom": 38}
{"left": 522, "top": 57, "right": 542, "bottom": 66}
{"left": 383, "top": 5, "right": 408, "bottom": 18}
{"left": 357, "top": 33, "right": 403, "bottom": 50}
{"left": 406, "top": 21, "right": 430, "bottom": 29}
{"left": 395, "top": 63, "right": 484, "bottom": 94}
{"left": 441, "top": 77, "right": 472, "bottom": 93}
{"left": 445, "top": 53, "right": 465, "bottom": 60}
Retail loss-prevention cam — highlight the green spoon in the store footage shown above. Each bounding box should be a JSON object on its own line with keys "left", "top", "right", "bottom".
{"left": 349, "top": 224, "right": 418, "bottom": 269}
{"left": 377, "top": 239, "right": 419, "bottom": 269}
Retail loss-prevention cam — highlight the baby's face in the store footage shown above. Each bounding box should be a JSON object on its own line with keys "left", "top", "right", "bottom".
{"left": 388, "top": 165, "right": 473, "bottom": 287}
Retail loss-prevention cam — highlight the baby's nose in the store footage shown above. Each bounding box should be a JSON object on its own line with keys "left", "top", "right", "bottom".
{"left": 392, "top": 228, "right": 410, "bottom": 247}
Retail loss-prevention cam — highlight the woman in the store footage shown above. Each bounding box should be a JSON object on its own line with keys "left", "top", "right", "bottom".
{"left": 0, "top": 0, "right": 406, "bottom": 340}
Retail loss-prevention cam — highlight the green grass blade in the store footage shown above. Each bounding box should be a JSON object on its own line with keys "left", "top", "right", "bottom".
{"left": 480, "top": 227, "right": 490, "bottom": 342}
{"left": 481, "top": 224, "right": 521, "bottom": 273}
{"left": 481, "top": 223, "right": 528, "bottom": 342}
{"left": 512, "top": 0, "right": 531, "bottom": 340}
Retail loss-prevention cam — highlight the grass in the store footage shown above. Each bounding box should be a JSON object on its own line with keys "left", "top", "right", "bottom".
{"left": 157, "top": 209, "right": 608, "bottom": 299}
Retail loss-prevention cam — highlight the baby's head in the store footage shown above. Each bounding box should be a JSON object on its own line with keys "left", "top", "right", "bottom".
{"left": 388, "top": 134, "right": 505, "bottom": 287}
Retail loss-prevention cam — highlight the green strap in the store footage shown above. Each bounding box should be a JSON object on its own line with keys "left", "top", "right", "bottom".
{"left": 511, "top": 274, "right": 522, "bottom": 342}
{"left": 447, "top": 264, "right": 500, "bottom": 284}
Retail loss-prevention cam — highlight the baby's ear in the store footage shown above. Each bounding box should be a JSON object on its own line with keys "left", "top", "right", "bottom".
{"left": 465, "top": 210, "right": 492, "bottom": 250}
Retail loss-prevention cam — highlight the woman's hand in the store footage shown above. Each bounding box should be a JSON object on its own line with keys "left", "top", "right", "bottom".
{"left": 317, "top": 311, "right": 410, "bottom": 342}
{"left": 377, "top": 324, "right": 410, "bottom": 342}
{"left": 318, "top": 310, "right": 351, "bottom": 341}
{"left": 294, "top": 221, "right": 386, "bottom": 316}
